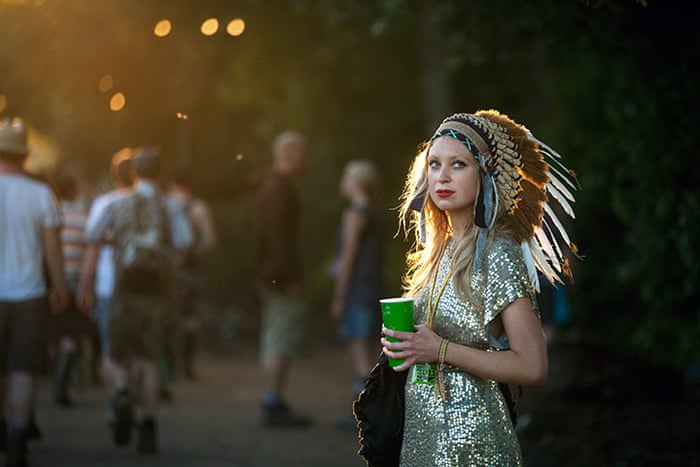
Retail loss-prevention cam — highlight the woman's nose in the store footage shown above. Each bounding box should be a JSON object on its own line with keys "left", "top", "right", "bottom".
{"left": 438, "top": 166, "right": 450, "bottom": 182}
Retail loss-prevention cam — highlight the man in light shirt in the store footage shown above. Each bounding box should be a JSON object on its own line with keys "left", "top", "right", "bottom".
{"left": 0, "top": 117, "right": 68, "bottom": 467}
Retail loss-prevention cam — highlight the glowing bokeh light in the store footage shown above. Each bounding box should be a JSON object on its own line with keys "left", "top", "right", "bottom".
{"left": 98, "top": 74, "right": 113, "bottom": 92}
{"left": 176, "top": 112, "right": 189, "bottom": 120}
{"left": 154, "top": 19, "right": 172, "bottom": 38}
{"left": 110, "top": 93, "right": 126, "bottom": 112}
{"left": 235, "top": 153, "right": 244, "bottom": 161}
{"left": 0, "top": 94, "right": 7, "bottom": 113}
{"left": 200, "top": 18, "right": 219, "bottom": 36}
{"left": 226, "top": 18, "right": 246, "bottom": 36}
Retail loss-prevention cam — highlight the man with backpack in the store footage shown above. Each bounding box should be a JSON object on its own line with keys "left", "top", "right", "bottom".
{"left": 78, "top": 147, "right": 193, "bottom": 455}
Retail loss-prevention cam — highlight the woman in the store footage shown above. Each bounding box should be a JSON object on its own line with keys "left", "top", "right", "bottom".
{"left": 381, "top": 110, "right": 578, "bottom": 465}
{"left": 330, "top": 160, "right": 385, "bottom": 423}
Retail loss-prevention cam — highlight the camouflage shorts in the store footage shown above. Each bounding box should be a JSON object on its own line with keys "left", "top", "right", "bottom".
{"left": 109, "top": 292, "right": 177, "bottom": 362}
{"left": 259, "top": 288, "right": 307, "bottom": 358}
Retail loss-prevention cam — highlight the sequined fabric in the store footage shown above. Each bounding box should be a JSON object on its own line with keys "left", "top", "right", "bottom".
{"left": 400, "top": 237, "right": 538, "bottom": 466}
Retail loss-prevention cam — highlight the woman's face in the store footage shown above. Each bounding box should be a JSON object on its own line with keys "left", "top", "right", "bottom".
{"left": 340, "top": 169, "right": 358, "bottom": 199}
{"left": 427, "top": 136, "right": 480, "bottom": 220}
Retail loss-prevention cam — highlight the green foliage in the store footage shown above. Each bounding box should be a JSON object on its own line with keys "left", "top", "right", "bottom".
{"left": 0, "top": 0, "right": 697, "bottom": 366}
{"left": 544, "top": 0, "right": 700, "bottom": 368}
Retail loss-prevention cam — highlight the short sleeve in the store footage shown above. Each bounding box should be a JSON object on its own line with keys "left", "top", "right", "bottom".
{"left": 39, "top": 187, "right": 61, "bottom": 229}
{"left": 165, "top": 198, "right": 194, "bottom": 251}
{"left": 84, "top": 194, "right": 115, "bottom": 243}
{"left": 482, "top": 238, "right": 537, "bottom": 349}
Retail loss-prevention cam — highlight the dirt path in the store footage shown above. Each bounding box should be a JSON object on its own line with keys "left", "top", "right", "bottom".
{"left": 23, "top": 330, "right": 700, "bottom": 466}
{"left": 27, "top": 344, "right": 366, "bottom": 467}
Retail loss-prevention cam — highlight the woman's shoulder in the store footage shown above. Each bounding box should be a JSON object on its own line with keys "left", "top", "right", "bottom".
{"left": 485, "top": 236, "right": 522, "bottom": 261}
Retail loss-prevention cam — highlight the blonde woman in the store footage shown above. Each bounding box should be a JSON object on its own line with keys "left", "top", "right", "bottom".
{"left": 381, "top": 110, "right": 578, "bottom": 465}
{"left": 330, "top": 160, "right": 386, "bottom": 427}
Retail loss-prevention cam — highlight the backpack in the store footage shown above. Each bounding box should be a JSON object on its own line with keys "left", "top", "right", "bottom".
{"left": 114, "top": 193, "right": 172, "bottom": 294}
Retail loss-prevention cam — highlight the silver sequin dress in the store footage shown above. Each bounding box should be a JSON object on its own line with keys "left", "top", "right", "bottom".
{"left": 400, "top": 237, "right": 538, "bottom": 466}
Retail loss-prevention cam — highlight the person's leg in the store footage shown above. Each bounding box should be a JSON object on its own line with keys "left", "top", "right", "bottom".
{"left": 341, "top": 306, "right": 377, "bottom": 395}
{"left": 134, "top": 357, "right": 159, "bottom": 454}
{"left": 261, "top": 351, "right": 289, "bottom": 404}
{"left": 259, "top": 289, "right": 310, "bottom": 427}
{"left": 348, "top": 339, "right": 372, "bottom": 382}
{"left": 53, "top": 336, "right": 76, "bottom": 406}
{"left": 6, "top": 373, "right": 33, "bottom": 430}
{"left": 5, "top": 297, "right": 47, "bottom": 466}
{"left": 6, "top": 372, "right": 33, "bottom": 465}
{"left": 179, "top": 278, "right": 200, "bottom": 380}
{"left": 107, "top": 293, "right": 136, "bottom": 447}
{"left": 134, "top": 294, "right": 172, "bottom": 454}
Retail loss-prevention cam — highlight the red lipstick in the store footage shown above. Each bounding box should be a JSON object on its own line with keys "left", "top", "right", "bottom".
{"left": 436, "top": 189, "right": 454, "bottom": 198}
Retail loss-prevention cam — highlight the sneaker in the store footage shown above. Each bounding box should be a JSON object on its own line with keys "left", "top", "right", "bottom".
{"left": 110, "top": 390, "right": 134, "bottom": 446}
{"left": 262, "top": 401, "right": 311, "bottom": 428}
{"left": 136, "top": 418, "right": 158, "bottom": 455}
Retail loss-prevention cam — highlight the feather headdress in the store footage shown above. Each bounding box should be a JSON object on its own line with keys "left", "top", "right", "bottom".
{"left": 426, "top": 109, "right": 579, "bottom": 288}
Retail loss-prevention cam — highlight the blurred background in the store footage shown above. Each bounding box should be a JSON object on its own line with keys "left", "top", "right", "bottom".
{"left": 1, "top": 0, "right": 699, "bottom": 464}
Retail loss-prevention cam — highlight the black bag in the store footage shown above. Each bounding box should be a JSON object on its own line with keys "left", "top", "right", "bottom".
{"left": 352, "top": 353, "right": 408, "bottom": 467}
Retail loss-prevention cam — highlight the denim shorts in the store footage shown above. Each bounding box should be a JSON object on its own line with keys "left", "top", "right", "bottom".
{"left": 338, "top": 305, "right": 381, "bottom": 341}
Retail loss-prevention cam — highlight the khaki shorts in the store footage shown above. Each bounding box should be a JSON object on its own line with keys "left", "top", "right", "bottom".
{"left": 109, "top": 292, "right": 177, "bottom": 362}
{"left": 259, "top": 288, "right": 307, "bottom": 358}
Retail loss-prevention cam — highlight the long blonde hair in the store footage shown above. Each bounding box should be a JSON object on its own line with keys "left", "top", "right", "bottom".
{"left": 398, "top": 142, "right": 514, "bottom": 305}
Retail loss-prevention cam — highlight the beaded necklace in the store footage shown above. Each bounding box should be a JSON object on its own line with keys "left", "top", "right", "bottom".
{"left": 425, "top": 239, "right": 452, "bottom": 401}
{"left": 426, "top": 241, "right": 452, "bottom": 328}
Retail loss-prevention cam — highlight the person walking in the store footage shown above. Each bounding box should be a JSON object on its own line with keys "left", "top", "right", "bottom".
{"left": 329, "top": 160, "right": 386, "bottom": 429}
{"left": 380, "top": 110, "right": 578, "bottom": 465}
{"left": 78, "top": 147, "right": 193, "bottom": 454}
{"left": 167, "top": 169, "right": 218, "bottom": 381}
{"left": 0, "top": 117, "right": 69, "bottom": 467}
{"left": 251, "top": 130, "right": 311, "bottom": 428}
{"left": 83, "top": 148, "right": 135, "bottom": 408}
{"left": 47, "top": 170, "right": 97, "bottom": 407}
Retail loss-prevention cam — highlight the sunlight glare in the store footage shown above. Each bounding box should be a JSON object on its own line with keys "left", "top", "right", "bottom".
{"left": 98, "top": 74, "right": 113, "bottom": 92}
{"left": 110, "top": 92, "right": 126, "bottom": 112}
{"left": 226, "top": 18, "right": 245, "bottom": 37}
{"left": 154, "top": 19, "right": 172, "bottom": 38}
{"left": 201, "top": 18, "right": 219, "bottom": 36}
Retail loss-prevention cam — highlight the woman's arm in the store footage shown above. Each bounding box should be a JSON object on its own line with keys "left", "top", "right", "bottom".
{"left": 330, "top": 208, "right": 366, "bottom": 320}
{"left": 382, "top": 297, "right": 548, "bottom": 386}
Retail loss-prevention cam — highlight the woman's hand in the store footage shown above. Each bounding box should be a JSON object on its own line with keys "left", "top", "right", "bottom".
{"left": 381, "top": 324, "right": 442, "bottom": 372}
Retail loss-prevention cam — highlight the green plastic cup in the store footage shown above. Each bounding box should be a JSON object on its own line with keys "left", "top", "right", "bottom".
{"left": 380, "top": 297, "right": 414, "bottom": 367}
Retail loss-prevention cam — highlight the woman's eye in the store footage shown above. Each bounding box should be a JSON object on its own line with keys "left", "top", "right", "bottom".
{"left": 452, "top": 160, "right": 466, "bottom": 168}
{"left": 428, "top": 160, "right": 440, "bottom": 169}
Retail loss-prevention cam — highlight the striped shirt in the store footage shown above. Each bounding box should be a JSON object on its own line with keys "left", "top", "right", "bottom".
{"left": 60, "top": 201, "right": 87, "bottom": 291}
